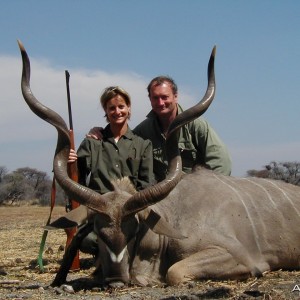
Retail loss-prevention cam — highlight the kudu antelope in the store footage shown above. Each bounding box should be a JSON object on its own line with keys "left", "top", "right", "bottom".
{"left": 18, "top": 41, "right": 300, "bottom": 288}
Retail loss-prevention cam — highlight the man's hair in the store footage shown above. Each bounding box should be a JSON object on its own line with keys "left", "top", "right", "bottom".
{"left": 147, "top": 76, "right": 178, "bottom": 97}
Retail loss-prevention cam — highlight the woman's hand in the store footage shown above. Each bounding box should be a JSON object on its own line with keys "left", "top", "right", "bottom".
{"left": 68, "top": 149, "right": 78, "bottom": 163}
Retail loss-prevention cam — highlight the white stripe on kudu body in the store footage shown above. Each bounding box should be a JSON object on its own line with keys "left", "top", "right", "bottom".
{"left": 266, "top": 179, "right": 300, "bottom": 217}
{"left": 243, "top": 178, "right": 277, "bottom": 208}
{"left": 214, "top": 174, "right": 262, "bottom": 253}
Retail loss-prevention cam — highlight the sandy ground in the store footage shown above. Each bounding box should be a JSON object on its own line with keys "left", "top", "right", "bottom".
{"left": 1, "top": 206, "right": 300, "bottom": 299}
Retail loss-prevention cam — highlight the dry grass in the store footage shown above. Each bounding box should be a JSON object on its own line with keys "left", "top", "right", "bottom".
{"left": 1, "top": 206, "right": 300, "bottom": 299}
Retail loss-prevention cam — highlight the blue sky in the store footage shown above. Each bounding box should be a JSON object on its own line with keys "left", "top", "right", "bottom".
{"left": 1, "top": 1, "right": 299, "bottom": 177}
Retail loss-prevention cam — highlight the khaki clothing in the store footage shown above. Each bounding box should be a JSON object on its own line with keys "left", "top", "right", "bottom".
{"left": 77, "top": 125, "right": 154, "bottom": 194}
{"left": 134, "top": 105, "right": 231, "bottom": 182}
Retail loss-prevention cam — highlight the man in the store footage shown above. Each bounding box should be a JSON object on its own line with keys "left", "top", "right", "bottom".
{"left": 88, "top": 76, "right": 231, "bottom": 182}
{"left": 134, "top": 76, "right": 231, "bottom": 181}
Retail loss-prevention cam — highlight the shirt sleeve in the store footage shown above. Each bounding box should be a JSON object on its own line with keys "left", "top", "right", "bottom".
{"left": 76, "top": 138, "right": 92, "bottom": 186}
{"left": 191, "top": 118, "right": 232, "bottom": 176}
{"left": 134, "top": 140, "right": 155, "bottom": 190}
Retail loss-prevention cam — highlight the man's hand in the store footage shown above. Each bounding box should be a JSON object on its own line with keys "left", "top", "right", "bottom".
{"left": 86, "top": 127, "right": 103, "bottom": 140}
{"left": 68, "top": 149, "right": 78, "bottom": 163}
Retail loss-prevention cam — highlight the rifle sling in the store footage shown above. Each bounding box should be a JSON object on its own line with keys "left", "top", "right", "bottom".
{"left": 37, "top": 175, "right": 56, "bottom": 272}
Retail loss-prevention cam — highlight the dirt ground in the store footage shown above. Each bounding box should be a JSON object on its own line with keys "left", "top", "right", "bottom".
{"left": 1, "top": 206, "right": 300, "bottom": 300}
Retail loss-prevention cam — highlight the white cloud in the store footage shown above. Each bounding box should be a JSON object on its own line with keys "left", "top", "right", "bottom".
{"left": 1, "top": 54, "right": 299, "bottom": 179}
{"left": 1, "top": 54, "right": 194, "bottom": 176}
{"left": 0, "top": 55, "right": 143, "bottom": 174}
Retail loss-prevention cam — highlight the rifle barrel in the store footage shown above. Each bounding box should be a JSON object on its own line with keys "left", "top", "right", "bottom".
{"left": 64, "top": 70, "right": 80, "bottom": 270}
{"left": 65, "top": 70, "right": 73, "bottom": 130}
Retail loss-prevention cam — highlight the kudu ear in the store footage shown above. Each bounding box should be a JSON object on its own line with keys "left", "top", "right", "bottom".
{"left": 46, "top": 206, "right": 93, "bottom": 230}
{"left": 140, "top": 209, "right": 187, "bottom": 239}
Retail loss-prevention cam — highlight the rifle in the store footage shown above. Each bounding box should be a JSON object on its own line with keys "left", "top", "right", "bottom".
{"left": 64, "top": 70, "right": 80, "bottom": 271}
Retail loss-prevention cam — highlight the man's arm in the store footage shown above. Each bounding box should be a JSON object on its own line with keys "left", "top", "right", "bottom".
{"left": 86, "top": 127, "right": 103, "bottom": 140}
{"left": 191, "top": 118, "right": 232, "bottom": 176}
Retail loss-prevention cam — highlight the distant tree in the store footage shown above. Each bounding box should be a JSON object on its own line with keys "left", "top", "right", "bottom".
{"left": 14, "top": 167, "right": 48, "bottom": 190}
{"left": 247, "top": 168, "right": 269, "bottom": 178}
{"left": 0, "top": 166, "right": 8, "bottom": 183}
{"left": 247, "top": 161, "right": 300, "bottom": 186}
{"left": 38, "top": 178, "right": 66, "bottom": 206}
{"left": 0, "top": 171, "right": 31, "bottom": 204}
{"left": 0, "top": 167, "right": 65, "bottom": 206}
{"left": 35, "top": 179, "right": 52, "bottom": 205}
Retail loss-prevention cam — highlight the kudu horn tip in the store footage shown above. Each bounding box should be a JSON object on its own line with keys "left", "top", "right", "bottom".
{"left": 212, "top": 46, "right": 216, "bottom": 57}
{"left": 17, "top": 39, "right": 25, "bottom": 51}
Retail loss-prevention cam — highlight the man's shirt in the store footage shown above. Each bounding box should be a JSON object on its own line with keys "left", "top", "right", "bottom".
{"left": 134, "top": 105, "right": 231, "bottom": 182}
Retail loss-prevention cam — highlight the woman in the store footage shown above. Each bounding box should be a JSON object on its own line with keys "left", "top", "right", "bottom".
{"left": 69, "top": 86, "right": 154, "bottom": 194}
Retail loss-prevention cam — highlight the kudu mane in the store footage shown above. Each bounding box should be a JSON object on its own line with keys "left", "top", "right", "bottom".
{"left": 111, "top": 177, "right": 137, "bottom": 196}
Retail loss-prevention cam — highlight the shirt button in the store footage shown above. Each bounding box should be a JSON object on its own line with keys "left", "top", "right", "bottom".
{"left": 116, "top": 164, "right": 119, "bottom": 168}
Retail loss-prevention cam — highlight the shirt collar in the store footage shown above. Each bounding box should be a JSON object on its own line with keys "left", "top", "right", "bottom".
{"left": 103, "top": 124, "right": 134, "bottom": 140}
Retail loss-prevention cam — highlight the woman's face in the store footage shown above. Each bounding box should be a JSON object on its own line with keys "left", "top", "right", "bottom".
{"left": 105, "top": 95, "right": 130, "bottom": 125}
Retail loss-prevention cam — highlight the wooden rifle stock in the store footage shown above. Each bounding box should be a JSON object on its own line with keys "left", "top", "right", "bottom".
{"left": 65, "top": 70, "right": 80, "bottom": 271}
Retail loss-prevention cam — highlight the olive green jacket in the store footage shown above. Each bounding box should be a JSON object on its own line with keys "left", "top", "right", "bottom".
{"left": 134, "top": 105, "right": 231, "bottom": 181}
{"left": 77, "top": 125, "right": 154, "bottom": 194}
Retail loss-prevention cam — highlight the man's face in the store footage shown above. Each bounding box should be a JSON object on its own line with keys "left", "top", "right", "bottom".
{"left": 149, "top": 82, "right": 178, "bottom": 118}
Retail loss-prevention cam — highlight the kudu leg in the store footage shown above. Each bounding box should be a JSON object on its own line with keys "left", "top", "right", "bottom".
{"left": 51, "top": 224, "right": 94, "bottom": 287}
{"left": 166, "top": 247, "right": 264, "bottom": 285}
